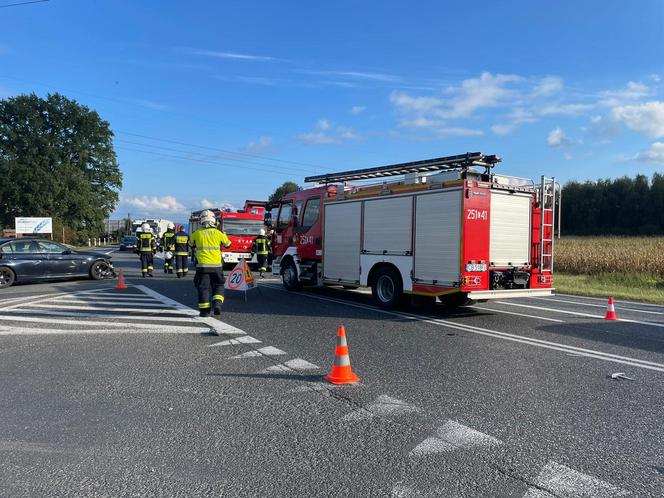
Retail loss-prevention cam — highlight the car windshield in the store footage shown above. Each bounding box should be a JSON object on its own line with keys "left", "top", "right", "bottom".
{"left": 222, "top": 219, "right": 264, "bottom": 236}
{"left": 123, "top": 237, "right": 137, "bottom": 243}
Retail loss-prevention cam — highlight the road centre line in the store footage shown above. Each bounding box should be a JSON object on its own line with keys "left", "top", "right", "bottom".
{"left": 557, "top": 293, "right": 664, "bottom": 309}
{"left": 24, "top": 303, "right": 197, "bottom": 315}
{"left": 261, "top": 283, "right": 664, "bottom": 372}
{"left": 495, "top": 301, "right": 664, "bottom": 329}
{"left": 473, "top": 306, "right": 564, "bottom": 323}
{"left": 0, "top": 314, "right": 209, "bottom": 332}
{"left": 530, "top": 296, "right": 664, "bottom": 316}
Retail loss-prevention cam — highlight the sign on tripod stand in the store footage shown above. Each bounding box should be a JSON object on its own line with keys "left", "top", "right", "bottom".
{"left": 225, "top": 259, "right": 256, "bottom": 301}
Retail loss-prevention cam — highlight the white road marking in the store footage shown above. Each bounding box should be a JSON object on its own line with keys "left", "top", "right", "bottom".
{"left": 0, "top": 327, "right": 205, "bottom": 336}
{"left": 410, "top": 420, "right": 502, "bottom": 456}
{"left": 46, "top": 296, "right": 161, "bottom": 304}
{"left": 23, "top": 303, "right": 196, "bottom": 315}
{"left": 557, "top": 293, "right": 664, "bottom": 309}
{"left": 207, "top": 335, "right": 261, "bottom": 347}
{"left": 343, "top": 394, "right": 419, "bottom": 421}
{"left": 473, "top": 306, "right": 564, "bottom": 323}
{"left": 391, "top": 485, "right": 423, "bottom": 497}
{"left": 0, "top": 309, "right": 207, "bottom": 322}
{"left": 496, "top": 301, "right": 664, "bottom": 329}
{"left": 531, "top": 296, "right": 664, "bottom": 316}
{"left": 527, "top": 461, "right": 628, "bottom": 497}
{"left": 0, "top": 314, "right": 207, "bottom": 332}
{"left": 261, "top": 283, "right": 664, "bottom": 373}
{"left": 230, "top": 346, "right": 286, "bottom": 359}
{"left": 0, "top": 293, "right": 71, "bottom": 307}
{"left": 259, "top": 358, "right": 319, "bottom": 373}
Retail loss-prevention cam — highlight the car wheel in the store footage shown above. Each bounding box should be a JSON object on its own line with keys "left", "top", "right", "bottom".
{"left": 371, "top": 266, "right": 403, "bottom": 309}
{"left": 0, "top": 267, "right": 16, "bottom": 288}
{"left": 282, "top": 260, "right": 302, "bottom": 291}
{"left": 90, "top": 260, "right": 113, "bottom": 280}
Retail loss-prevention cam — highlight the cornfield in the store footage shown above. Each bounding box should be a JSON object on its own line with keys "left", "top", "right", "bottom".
{"left": 555, "top": 237, "right": 664, "bottom": 277}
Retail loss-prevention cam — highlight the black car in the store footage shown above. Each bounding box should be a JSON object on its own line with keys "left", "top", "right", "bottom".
{"left": 0, "top": 238, "right": 115, "bottom": 288}
{"left": 119, "top": 235, "right": 138, "bottom": 251}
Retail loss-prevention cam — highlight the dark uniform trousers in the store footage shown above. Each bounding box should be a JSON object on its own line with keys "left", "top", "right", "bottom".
{"left": 176, "top": 255, "right": 189, "bottom": 276}
{"left": 138, "top": 233, "right": 155, "bottom": 275}
{"left": 193, "top": 268, "right": 225, "bottom": 310}
{"left": 140, "top": 252, "right": 154, "bottom": 274}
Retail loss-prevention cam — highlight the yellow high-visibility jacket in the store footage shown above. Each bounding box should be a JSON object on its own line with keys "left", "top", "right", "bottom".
{"left": 189, "top": 227, "right": 231, "bottom": 268}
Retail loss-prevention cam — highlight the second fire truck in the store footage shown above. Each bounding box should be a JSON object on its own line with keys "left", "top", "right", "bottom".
{"left": 189, "top": 200, "right": 268, "bottom": 267}
{"left": 271, "top": 152, "right": 559, "bottom": 309}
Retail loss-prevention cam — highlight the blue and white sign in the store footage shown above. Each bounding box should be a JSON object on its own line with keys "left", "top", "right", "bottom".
{"left": 15, "top": 217, "right": 53, "bottom": 234}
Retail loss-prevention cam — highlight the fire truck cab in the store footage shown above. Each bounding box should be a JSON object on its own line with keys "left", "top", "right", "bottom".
{"left": 272, "top": 152, "right": 559, "bottom": 309}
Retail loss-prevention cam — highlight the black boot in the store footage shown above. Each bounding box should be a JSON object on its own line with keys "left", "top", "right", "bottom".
{"left": 213, "top": 301, "right": 223, "bottom": 316}
{"left": 199, "top": 309, "right": 210, "bottom": 317}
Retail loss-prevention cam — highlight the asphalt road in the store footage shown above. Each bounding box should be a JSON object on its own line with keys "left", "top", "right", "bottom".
{"left": 1, "top": 250, "right": 663, "bottom": 497}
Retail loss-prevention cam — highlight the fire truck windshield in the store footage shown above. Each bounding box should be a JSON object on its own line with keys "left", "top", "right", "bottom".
{"left": 222, "top": 219, "right": 264, "bottom": 236}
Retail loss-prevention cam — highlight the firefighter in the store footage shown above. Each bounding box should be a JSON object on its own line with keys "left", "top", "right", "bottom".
{"left": 162, "top": 223, "right": 176, "bottom": 274}
{"left": 174, "top": 225, "right": 190, "bottom": 278}
{"left": 252, "top": 228, "right": 270, "bottom": 278}
{"left": 137, "top": 223, "right": 156, "bottom": 277}
{"left": 188, "top": 210, "right": 231, "bottom": 317}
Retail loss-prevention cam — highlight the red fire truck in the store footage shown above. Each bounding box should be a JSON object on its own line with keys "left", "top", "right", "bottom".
{"left": 189, "top": 200, "right": 268, "bottom": 267}
{"left": 271, "top": 152, "right": 559, "bottom": 309}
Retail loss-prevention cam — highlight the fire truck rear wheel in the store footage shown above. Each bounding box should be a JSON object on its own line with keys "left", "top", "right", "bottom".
{"left": 282, "top": 261, "right": 302, "bottom": 291}
{"left": 371, "top": 266, "right": 403, "bottom": 309}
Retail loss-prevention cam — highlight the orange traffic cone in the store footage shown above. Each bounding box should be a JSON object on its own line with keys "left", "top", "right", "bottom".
{"left": 604, "top": 296, "right": 618, "bottom": 321}
{"left": 116, "top": 269, "right": 127, "bottom": 290}
{"left": 325, "top": 325, "right": 360, "bottom": 385}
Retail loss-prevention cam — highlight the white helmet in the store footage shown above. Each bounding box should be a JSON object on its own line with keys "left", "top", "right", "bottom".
{"left": 141, "top": 223, "right": 151, "bottom": 232}
{"left": 200, "top": 210, "right": 216, "bottom": 226}
{"left": 167, "top": 222, "right": 175, "bottom": 230}
{"left": 259, "top": 228, "right": 266, "bottom": 236}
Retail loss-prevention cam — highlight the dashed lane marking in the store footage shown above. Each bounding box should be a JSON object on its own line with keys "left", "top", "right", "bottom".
{"left": 230, "top": 346, "right": 286, "bottom": 359}
{"left": 261, "top": 284, "right": 664, "bottom": 373}
{"left": 343, "top": 394, "right": 419, "bottom": 422}
{"left": 410, "top": 420, "right": 502, "bottom": 456}
{"left": 495, "top": 300, "right": 664, "bottom": 329}
{"left": 258, "top": 358, "right": 319, "bottom": 374}
{"left": 524, "top": 461, "right": 628, "bottom": 497}
{"left": 208, "top": 335, "right": 262, "bottom": 347}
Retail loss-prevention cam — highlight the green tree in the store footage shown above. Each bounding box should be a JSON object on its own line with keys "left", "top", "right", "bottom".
{"left": 268, "top": 181, "right": 299, "bottom": 203}
{"left": 0, "top": 93, "right": 122, "bottom": 240}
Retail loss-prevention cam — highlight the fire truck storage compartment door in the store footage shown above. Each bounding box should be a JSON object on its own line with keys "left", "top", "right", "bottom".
{"left": 489, "top": 191, "right": 531, "bottom": 267}
{"left": 323, "top": 202, "right": 361, "bottom": 282}
{"left": 413, "top": 190, "right": 461, "bottom": 284}
{"left": 363, "top": 196, "right": 412, "bottom": 254}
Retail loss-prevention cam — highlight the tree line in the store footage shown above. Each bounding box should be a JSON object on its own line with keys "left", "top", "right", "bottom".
{"left": 0, "top": 93, "right": 122, "bottom": 243}
{"left": 561, "top": 173, "right": 664, "bottom": 236}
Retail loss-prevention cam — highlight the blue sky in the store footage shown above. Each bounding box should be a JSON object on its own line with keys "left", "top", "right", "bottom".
{"left": 1, "top": 0, "right": 663, "bottom": 222}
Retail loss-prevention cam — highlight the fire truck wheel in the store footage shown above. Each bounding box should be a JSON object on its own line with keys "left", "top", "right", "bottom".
{"left": 371, "top": 266, "right": 403, "bottom": 309}
{"left": 439, "top": 293, "right": 473, "bottom": 307}
{"left": 282, "top": 260, "right": 302, "bottom": 291}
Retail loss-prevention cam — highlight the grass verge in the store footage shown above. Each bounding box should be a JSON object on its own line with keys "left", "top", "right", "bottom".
{"left": 555, "top": 272, "right": 664, "bottom": 304}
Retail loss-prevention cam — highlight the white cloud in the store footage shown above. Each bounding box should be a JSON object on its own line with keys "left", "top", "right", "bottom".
{"left": 200, "top": 199, "right": 237, "bottom": 210}
{"left": 183, "top": 48, "right": 281, "bottom": 62}
{"left": 337, "top": 127, "right": 360, "bottom": 140}
{"left": 540, "top": 103, "right": 594, "bottom": 116}
{"left": 122, "top": 195, "right": 187, "bottom": 214}
{"left": 350, "top": 106, "right": 366, "bottom": 115}
{"left": 389, "top": 91, "right": 444, "bottom": 114}
{"left": 435, "top": 127, "right": 483, "bottom": 137}
{"left": 440, "top": 72, "right": 522, "bottom": 118}
{"left": 612, "top": 101, "right": 664, "bottom": 138}
{"left": 634, "top": 142, "right": 664, "bottom": 164}
{"left": 245, "top": 136, "right": 273, "bottom": 153}
{"left": 650, "top": 74, "right": 661, "bottom": 83}
{"left": 491, "top": 124, "right": 515, "bottom": 136}
{"left": 400, "top": 117, "right": 445, "bottom": 128}
{"left": 295, "top": 132, "right": 338, "bottom": 145}
{"left": 599, "top": 81, "right": 651, "bottom": 106}
{"left": 532, "top": 76, "right": 563, "bottom": 96}
{"left": 299, "top": 69, "right": 398, "bottom": 82}
{"left": 547, "top": 127, "right": 571, "bottom": 147}
{"left": 564, "top": 152, "right": 573, "bottom": 161}
{"left": 317, "top": 118, "right": 331, "bottom": 131}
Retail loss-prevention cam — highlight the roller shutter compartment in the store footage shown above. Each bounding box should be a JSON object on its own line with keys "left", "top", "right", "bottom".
{"left": 489, "top": 192, "right": 531, "bottom": 267}
{"left": 323, "top": 202, "right": 361, "bottom": 282}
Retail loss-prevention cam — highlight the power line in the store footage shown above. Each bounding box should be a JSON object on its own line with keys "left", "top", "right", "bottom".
{"left": 113, "top": 138, "right": 317, "bottom": 175}
{"left": 114, "top": 145, "right": 304, "bottom": 179}
{"left": 0, "top": 0, "right": 48, "bottom": 8}
{"left": 115, "top": 130, "right": 326, "bottom": 171}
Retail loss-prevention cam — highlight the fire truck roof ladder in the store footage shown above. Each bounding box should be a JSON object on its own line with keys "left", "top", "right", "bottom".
{"left": 304, "top": 152, "right": 500, "bottom": 184}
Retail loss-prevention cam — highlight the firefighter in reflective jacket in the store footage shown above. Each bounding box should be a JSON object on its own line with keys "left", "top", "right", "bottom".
{"left": 174, "top": 226, "right": 190, "bottom": 278}
{"left": 162, "top": 223, "right": 176, "bottom": 274}
{"left": 137, "top": 223, "right": 156, "bottom": 277}
{"left": 252, "top": 228, "right": 270, "bottom": 277}
{"left": 188, "top": 210, "right": 231, "bottom": 316}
